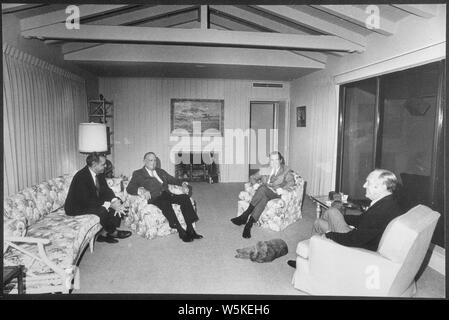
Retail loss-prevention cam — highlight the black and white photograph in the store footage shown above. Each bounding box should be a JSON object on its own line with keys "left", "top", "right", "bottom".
{"left": 1, "top": 1, "right": 446, "bottom": 304}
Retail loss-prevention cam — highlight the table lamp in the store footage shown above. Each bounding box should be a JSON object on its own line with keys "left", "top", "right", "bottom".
{"left": 78, "top": 122, "right": 108, "bottom": 153}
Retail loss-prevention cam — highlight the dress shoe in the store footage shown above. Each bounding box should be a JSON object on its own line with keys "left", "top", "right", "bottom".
{"left": 179, "top": 233, "right": 194, "bottom": 242}
{"left": 109, "top": 230, "right": 132, "bottom": 239}
{"left": 287, "top": 260, "right": 296, "bottom": 269}
{"left": 187, "top": 229, "right": 203, "bottom": 240}
{"left": 178, "top": 229, "right": 194, "bottom": 242}
{"left": 231, "top": 216, "right": 247, "bottom": 226}
{"left": 96, "top": 235, "right": 118, "bottom": 244}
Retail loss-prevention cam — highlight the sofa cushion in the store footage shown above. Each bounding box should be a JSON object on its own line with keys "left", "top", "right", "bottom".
{"left": 3, "top": 174, "right": 75, "bottom": 227}
{"left": 4, "top": 192, "right": 41, "bottom": 227}
{"left": 46, "top": 174, "right": 74, "bottom": 212}
{"left": 4, "top": 209, "right": 100, "bottom": 275}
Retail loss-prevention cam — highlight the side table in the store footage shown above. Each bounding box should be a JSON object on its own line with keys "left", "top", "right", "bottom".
{"left": 3, "top": 265, "right": 25, "bottom": 294}
{"left": 309, "top": 194, "right": 365, "bottom": 219}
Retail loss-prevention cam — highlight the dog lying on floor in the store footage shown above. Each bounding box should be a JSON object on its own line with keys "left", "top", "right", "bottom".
{"left": 235, "top": 238, "right": 288, "bottom": 263}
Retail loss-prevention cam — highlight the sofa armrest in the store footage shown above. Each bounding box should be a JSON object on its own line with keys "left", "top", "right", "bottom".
{"left": 305, "top": 235, "right": 401, "bottom": 295}
{"left": 4, "top": 236, "right": 67, "bottom": 278}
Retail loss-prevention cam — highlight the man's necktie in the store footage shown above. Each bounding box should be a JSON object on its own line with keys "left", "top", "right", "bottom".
{"left": 95, "top": 174, "right": 100, "bottom": 197}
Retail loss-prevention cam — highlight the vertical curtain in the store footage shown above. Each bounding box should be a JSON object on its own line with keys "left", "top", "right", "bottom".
{"left": 290, "top": 71, "right": 339, "bottom": 195}
{"left": 3, "top": 44, "right": 88, "bottom": 196}
{"left": 307, "top": 76, "right": 338, "bottom": 195}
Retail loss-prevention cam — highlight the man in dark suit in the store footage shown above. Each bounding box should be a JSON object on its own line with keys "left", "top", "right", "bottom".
{"left": 65, "top": 152, "right": 131, "bottom": 244}
{"left": 126, "top": 152, "right": 202, "bottom": 242}
{"left": 231, "top": 151, "right": 295, "bottom": 238}
{"left": 287, "top": 169, "right": 404, "bottom": 268}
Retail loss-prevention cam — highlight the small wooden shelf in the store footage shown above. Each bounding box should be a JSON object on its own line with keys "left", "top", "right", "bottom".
{"left": 88, "top": 98, "right": 114, "bottom": 154}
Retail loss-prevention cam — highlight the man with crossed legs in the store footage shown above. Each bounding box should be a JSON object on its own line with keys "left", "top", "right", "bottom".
{"left": 287, "top": 169, "right": 403, "bottom": 268}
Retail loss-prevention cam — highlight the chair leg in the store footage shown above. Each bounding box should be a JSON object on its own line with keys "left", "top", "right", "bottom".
{"left": 410, "top": 281, "right": 417, "bottom": 297}
{"left": 89, "top": 237, "right": 95, "bottom": 253}
{"left": 73, "top": 267, "right": 80, "bottom": 290}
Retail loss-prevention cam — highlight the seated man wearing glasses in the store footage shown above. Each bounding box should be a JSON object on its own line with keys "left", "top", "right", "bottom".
{"left": 126, "top": 152, "right": 203, "bottom": 243}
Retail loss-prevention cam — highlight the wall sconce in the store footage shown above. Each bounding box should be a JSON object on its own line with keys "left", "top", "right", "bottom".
{"left": 78, "top": 122, "right": 108, "bottom": 153}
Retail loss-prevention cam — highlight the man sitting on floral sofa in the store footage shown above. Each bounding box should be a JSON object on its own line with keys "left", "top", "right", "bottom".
{"left": 231, "top": 151, "right": 295, "bottom": 238}
{"left": 65, "top": 152, "right": 131, "bottom": 244}
{"left": 126, "top": 152, "right": 203, "bottom": 243}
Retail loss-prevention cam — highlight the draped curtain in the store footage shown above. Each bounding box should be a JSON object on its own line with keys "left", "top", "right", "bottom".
{"left": 289, "top": 71, "right": 339, "bottom": 195}
{"left": 307, "top": 76, "right": 338, "bottom": 195}
{"left": 3, "top": 44, "right": 87, "bottom": 196}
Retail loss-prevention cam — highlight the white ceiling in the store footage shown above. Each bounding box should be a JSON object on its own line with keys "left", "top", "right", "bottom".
{"left": 2, "top": 3, "right": 439, "bottom": 81}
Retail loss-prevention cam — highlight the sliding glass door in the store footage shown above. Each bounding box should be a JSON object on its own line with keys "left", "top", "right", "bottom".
{"left": 339, "top": 79, "right": 377, "bottom": 200}
{"left": 337, "top": 60, "right": 445, "bottom": 247}
{"left": 379, "top": 63, "right": 440, "bottom": 211}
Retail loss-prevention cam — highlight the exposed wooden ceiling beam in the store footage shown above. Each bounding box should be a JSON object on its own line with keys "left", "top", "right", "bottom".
{"left": 23, "top": 23, "right": 363, "bottom": 52}
{"left": 2, "top": 3, "right": 44, "bottom": 13}
{"left": 64, "top": 44, "right": 325, "bottom": 70}
{"left": 60, "top": 11, "right": 200, "bottom": 54}
{"left": 20, "top": 4, "right": 130, "bottom": 31}
{"left": 253, "top": 5, "right": 367, "bottom": 48}
{"left": 314, "top": 5, "right": 397, "bottom": 36}
{"left": 134, "top": 10, "right": 198, "bottom": 28}
{"left": 210, "top": 5, "right": 328, "bottom": 64}
{"left": 391, "top": 4, "right": 437, "bottom": 18}
{"left": 209, "top": 14, "right": 265, "bottom": 32}
{"left": 210, "top": 5, "right": 308, "bottom": 35}
{"left": 81, "top": 5, "right": 198, "bottom": 26}
{"left": 200, "top": 5, "right": 209, "bottom": 29}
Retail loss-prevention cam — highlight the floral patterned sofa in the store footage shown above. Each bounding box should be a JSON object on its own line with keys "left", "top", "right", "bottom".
{"left": 119, "top": 181, "right": 196, "bottom": 240}
{"left": 3, "top": 174, "right": 102, "bottom": 294}
{"left": 237, "top": 172, "right": 306, "bottom": 231}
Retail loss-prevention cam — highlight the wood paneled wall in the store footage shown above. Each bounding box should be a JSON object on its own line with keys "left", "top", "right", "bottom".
{"left": 99, "top": 78, "right": 290, "bottom": 182}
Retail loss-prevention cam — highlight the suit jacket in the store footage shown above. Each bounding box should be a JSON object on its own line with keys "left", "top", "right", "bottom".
{"left": 326, "top": 194, "right": 403, "bottom": 251}
{"left": 126, "top": 167, "right": 183, "bottom": 199}
{"left": 64, "top": 166, "right": 116, "bottom": 216}
{"left": 249, "top": 165, "right": 295, "bottom": 191}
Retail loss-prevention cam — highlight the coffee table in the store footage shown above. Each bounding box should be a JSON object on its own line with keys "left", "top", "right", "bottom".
{"left": 3, "top": 265, "right": 25, "bottom": 294}
{"left": 309, "top": 194, "right": 362, "bottom": 219}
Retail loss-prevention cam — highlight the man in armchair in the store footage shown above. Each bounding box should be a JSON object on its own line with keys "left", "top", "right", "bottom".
{"left": 126, "top": 152, "right": 203, "bottom": 242}
{"left": 231, "top": 151, "right": 295, "bottom": 238}
{"left": 287, "top": 169, "right": 404, "bottom": 268}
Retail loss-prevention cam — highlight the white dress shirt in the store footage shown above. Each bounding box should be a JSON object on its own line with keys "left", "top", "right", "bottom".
{"left": 145, "top": 167, "right": 164, "bottom": 184}
{"left": 88, "top": 168, "right": 117, "bottom": 210}
{"left": 268, "top": 167, "right": 279, "bottom": 183}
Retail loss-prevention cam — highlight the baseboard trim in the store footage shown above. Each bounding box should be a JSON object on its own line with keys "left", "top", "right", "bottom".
{"left": 428, "top": 244, "right": 445, "bottom": 276}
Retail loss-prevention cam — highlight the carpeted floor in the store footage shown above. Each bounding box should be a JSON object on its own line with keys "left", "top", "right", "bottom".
{"left": 75, "top": 182, "right": 445, "bottom": 297}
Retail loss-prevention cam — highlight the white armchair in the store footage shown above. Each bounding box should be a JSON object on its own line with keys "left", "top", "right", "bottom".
{"left": 292, "top": 205, "right": 440, "bottom": 297}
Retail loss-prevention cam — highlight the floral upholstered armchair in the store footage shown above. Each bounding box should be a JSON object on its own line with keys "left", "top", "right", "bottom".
{"left": 237, "top": 171, "right": 305, "bottom": 231}
{"left": 119, "top": 180, "right": 196, "bottom": 240}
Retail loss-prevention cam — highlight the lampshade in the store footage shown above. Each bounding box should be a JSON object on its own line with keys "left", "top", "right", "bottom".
{"left": 79, "top": 123, "right": 108, "bottom": 153}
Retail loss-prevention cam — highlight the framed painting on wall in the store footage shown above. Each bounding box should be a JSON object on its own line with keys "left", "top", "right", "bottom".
{"left": 171, "top": 99, "right": 224, "bottom": 136}
{"left": 296, "top": 106, "right": 306, "bottom": 127}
